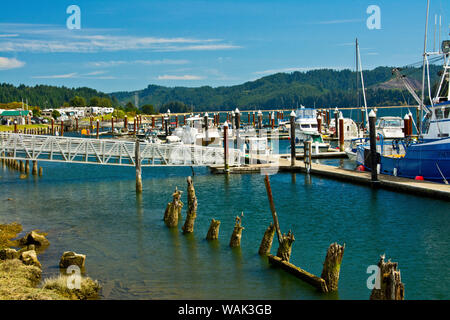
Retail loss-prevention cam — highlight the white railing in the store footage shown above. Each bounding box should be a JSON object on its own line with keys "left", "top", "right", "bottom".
{"left": 0, "top": 133, "right": 242, "bottom": 167}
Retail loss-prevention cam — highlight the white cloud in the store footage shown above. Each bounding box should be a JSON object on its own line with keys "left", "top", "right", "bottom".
{"left": 0, "top": 57, "right": 25, "bottom": 70}
{"left": 89, "top": 59, "right": 190, "bottom": 67}
{"left": 32, "top": 72, "right": 78, "bottom": 79}
{"left": 0, "top": 23, "right": 240, "bottom": 53}
{"left": 157, "top": 75, "right": 204, "bottom": 80}
{"left": 0, "top": 34, "right": 19, "bottom": 38}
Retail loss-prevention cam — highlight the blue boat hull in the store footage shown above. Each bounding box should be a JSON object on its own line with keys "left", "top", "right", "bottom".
{"left": 359, "top": 138, "right": 450, "bottom": 183}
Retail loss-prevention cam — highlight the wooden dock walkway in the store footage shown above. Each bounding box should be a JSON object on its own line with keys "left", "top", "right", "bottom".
{"left": 210, "top": 157, "right": 450, "bottom": 201}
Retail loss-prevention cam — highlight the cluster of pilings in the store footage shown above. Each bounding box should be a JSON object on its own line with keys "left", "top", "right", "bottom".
{"left": 1, "top": 153, "right": 43, "bottom": 177}
{"left": 260, "top": 174, "right": 404, "bottom": 299}
{"left": 162, "top": 176, "right": 242, "bottom": 245}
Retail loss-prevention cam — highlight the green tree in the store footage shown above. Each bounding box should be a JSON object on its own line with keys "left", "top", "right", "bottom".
{"left": 99, "top": 97, "right": 112, "bottom": 108}
{"left": 32, "top": 107, "right": 41, "bottom": 117}
{"left": 141, "top": 104, "right": 156, "bottom": 115}
{"left": 89, "top": 96, "right": 101, "bottom": 106}
{"left": 112, "top": 109, "right": 125, "bottom": 118}
{"left": 51, "top": 109, "right": 61, "bottom": 120}
{"left": 70, "top": 96, "right": 86, "bottom": 107}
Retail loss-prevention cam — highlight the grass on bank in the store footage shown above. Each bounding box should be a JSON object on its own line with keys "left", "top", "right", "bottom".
{"left": 0, "top": 259, "right": 68, "bottom": 300}
{"left": 1, "top": 222, "right": 100, "bottom": 300}
{"left": 0, "top": 124, "right": 48, "bottom": 132}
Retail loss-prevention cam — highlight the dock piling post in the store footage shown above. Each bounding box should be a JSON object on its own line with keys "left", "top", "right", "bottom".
{"left": 304, "top": 141, "right": 312, "bottom": 173}
{"left": 339, "top": 113, "right": 344, "bottom": 151}
{"left": 369, "top": 110, "right": 379, "bottom": 184}
{"left": 229, "top": 214, "right": 244, "bottom": 248}
{"left": 163, "top": 187, "right": 183, "bottom": 228}
{"left": 317, "top": 113, "right": 322, "bottom": 134}
{"left": 264, "top": 175, "right": 295, "bottom": 262}
{"left": 290, "top": 111, "right": 296, "bottom": 166}
{"left": 32, "top": 160, "right": 38, "bottom": 175}
{"left": 258, "top": 223, "right": 275, "bottom": 256}
{"left": 135, "top": 140, "right": 143, "bottom": 193}
{"left": 321, "top": 242, "right": 345, "bottom": 292}
{"left": 182, "top": 176, "right": 198, "bottom": 234}
{"left": 25, "top": 160, "right": 30, "bottom": 174}
{"left": 206, "top": 219, "right": 221, "bottom": 240}
{"left": 334, "top": 108, "right": 339, "bottom": 138}
{"left": 370, "top": 255, "right": 405, "bottom": 300}
{"left": 223, "top": 121, "right": 229, "bottom": 173}
{"left": 96, "top": 119, "right": 99, "bottom": 139}
{"left": 38, "top": 166, "right": 43, "bottom": 177}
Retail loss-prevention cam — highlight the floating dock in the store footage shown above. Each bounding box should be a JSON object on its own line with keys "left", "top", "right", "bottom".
{"left": 210, "top": 158, "right": 450, "bottom": 201}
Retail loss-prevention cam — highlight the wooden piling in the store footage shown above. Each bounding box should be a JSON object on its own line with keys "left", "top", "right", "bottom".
{"left": 32, "top": 161, "right": 38, "bottom": 175}
{"left": 290, "top": 111, "right": 296, "bottom": 167}
{"left": 317, "top": 114, "right": 322, "bottom": 134}
{"left": 368, "top": 110, "right": 378, "bottom": 184}
{"left": 334, "top": 108, "right": 339, "bottom": 138}
{"left": 339, "top": 114, "right": 344, "bottom": 151}
{"left": 321, "top": 242, "right": 345, "bottom": 292}
{"left": 38, "top": 166, "right": 43, "bottom": 176}
{"left": 268, "top": 255, "right": 328, "bottom": 293}
{"left": 229, "top": 214, "right": 244, "bottom": 248}
{"left": 182, "top": 176, "right": 197, "bottom": 233}
{"left": 223, "top": 121, "right": 229, "bottom": 173}
{"left": 96, "top": 119, "right": 99, "bottom": 139}
{"left": 370, "top": 255, "right": 405, "bottom": 300}
{"left": 264, "top": 175, "right": 295, "bottom": 262}
{"left": 20, "top": 161, "right": 25, "bottom": 173}
{"left": 135, "top": 140, "right": 143, "bottom": 193}
{"left": 258, "top": 223, "right": 275, "bottom": 256}
{"left": 25, "top": 160, "right": 30, "bottom": 174}
{"left": 206, "top": 219, "right": 221, "bottom": 240}
{"left": 163, "top": 187, "right": 183, "bottom": 228}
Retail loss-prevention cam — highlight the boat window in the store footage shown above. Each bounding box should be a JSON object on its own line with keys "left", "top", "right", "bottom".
{"left": 435, "top": 108, "right": 444, "bottom": 119}
{"left": 310, "top": 124, "right": 317, "bottom": 129}
{"left": 384, "top": 119, "right": 402, "bottom": 127}
{"left": 443, "top": 107, "right": 450, "bottom": 119}
{"left": 300, "top": 124, "right": 310, "bottom": 129}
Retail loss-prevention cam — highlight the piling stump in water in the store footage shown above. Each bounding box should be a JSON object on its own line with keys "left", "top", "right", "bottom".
{"left": 258, "top": 223, "right": 275, "bottom": 256}
{"left": 276, "top": 231, "right": 295, "bottom": 262}
{"left": 229, "top": 214, "right": 244, "bottom": 248}
{"left": 25, "top": 160, "right": 30, "bottom": 174}
{"left": 206, "top": 219, "right": 221, "bottom": 240}
{"left": 321, "top": 242, "right": 345, "bottom": 292}
{"left": 370, "top": 255, "right": 405, "bottom": 300}
{"left": 163, "top": 187, "right": 183, "bottom": 228}
{"left": 32, "top": 161, "right": 38, "bottom": 175}
{"left": 38, "top": 167, "right": 43, "bottom": 177}
{"left": 182, "top": 176, "right": 197, "bottom": 233}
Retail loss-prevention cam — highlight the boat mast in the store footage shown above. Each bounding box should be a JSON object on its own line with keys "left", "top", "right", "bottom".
{"left": 356, "top": 38, "right": 369, "bottom": 126}
{"left": 420, "top": 0, "right": 431, "bottom": 138}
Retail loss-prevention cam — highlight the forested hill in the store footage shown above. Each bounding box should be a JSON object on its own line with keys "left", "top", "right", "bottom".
{"left": 0, "top": 83, "right": 119, "bottom": 109}
{"left": 0, "top": 65, "right": 442, "bottom": 111}
{"left": 111, "top": 65, "right": 441, "bottom": 112}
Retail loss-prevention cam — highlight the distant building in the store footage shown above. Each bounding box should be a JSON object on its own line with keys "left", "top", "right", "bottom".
{"left": 0, "top": 110, "right": 32, "bottom": 125}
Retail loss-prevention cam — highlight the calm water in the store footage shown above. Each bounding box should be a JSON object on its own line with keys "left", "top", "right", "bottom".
{"left": 1, "top": 160, "right": 449, "bottom": 300}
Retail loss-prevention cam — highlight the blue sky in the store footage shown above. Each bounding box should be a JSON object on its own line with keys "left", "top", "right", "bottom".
{"left": 0, "top": 0, "right": 448, "bottom": 93}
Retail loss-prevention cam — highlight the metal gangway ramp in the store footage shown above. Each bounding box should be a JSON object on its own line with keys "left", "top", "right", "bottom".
{"left": 0, "top": 133, "right": 242, "bottom": 167}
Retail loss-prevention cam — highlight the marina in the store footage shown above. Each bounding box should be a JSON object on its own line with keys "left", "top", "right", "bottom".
{"left": 1, "top": 0, "right": 450, "bottom": 306}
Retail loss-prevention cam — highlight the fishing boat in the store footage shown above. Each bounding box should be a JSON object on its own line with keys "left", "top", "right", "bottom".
{"left": 356, "top": 3, "right": 450, "bottom": 183}
{"left": 375, "top": 116, "right": 405, "bottom": 139}
{"left": 292, "top": 106, "right": 330, "bottom": 152}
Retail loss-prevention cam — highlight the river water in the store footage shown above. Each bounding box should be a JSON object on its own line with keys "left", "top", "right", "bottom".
{"left": 1, "top": 158, "right": 449, "bottom": 299}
